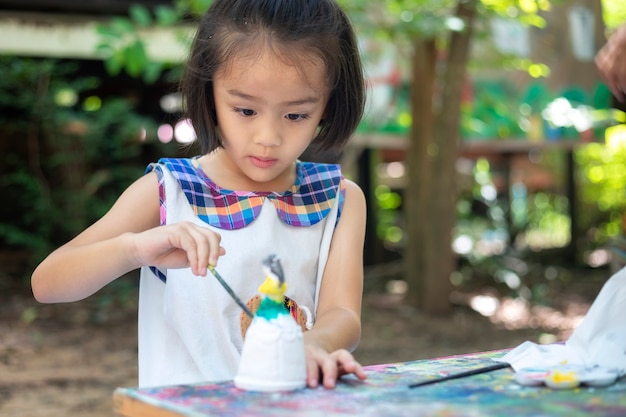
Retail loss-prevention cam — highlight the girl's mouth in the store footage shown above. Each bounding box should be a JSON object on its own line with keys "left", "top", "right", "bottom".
{"left": 250, "top": 156, "right": 278, "bottom": 169}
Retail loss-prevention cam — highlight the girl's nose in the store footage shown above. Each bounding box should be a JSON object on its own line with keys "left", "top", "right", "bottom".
{"left": 253, "top": 118, "right": 282, "bottom": 148}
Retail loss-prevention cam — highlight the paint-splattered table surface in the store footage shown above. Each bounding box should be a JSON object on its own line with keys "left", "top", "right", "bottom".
{"left": 113, "top": 350, "right": 626, "bottom": 417}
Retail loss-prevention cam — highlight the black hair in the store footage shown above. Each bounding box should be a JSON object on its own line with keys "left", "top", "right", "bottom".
{"left": 180, "top": 0, "right": 365, "bottom": 154}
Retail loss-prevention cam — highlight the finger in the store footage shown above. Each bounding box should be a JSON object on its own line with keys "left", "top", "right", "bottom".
{"left": 332, "top": 349, "right": 365, "bottom": 379}
{"left": 205, "top": 231, "right": 223, "bottom": 268}
{"left": 181, "top": 223, "right": 222, "bottom": 275}
{"left": 320, "top": 355, "right": 339, "bottom": 389}
{"left": 343, "top": 359, "right": 367, "bottom": 381}
{"left": 175, "top": 223, "right": 213, "bottom": 276}
{"left": 305, "top": 355, "right": 320, "bottom": 388}
{"left": 180, "top": 224, "right": 210, "bottom": 276}
{"left": 187, "top": 227, "right": 208, "bottom": 276}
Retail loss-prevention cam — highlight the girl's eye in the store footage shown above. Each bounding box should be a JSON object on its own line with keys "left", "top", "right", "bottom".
{"left": 286, "top": 113, "right": 310, "bottom": 121}
{"left": 235, "top": 108, "right": 256, "bottom": 117}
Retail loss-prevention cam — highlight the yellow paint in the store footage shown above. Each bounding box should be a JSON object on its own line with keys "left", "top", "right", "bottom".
{"left": 549, "top": 370, "right": 578, "bottom": 383}
{"left": 258, "top": 277, "right": 287, "bottom": 303}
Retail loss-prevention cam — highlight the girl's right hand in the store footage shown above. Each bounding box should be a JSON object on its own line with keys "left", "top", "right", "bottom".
{"left": 32, "top": 173, "right": 227, "bottom": 303}
{"left": 131, "top": 222, "right": 225, "bottom": 277}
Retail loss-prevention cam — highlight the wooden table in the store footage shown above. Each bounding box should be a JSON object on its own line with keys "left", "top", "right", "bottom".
{"left": 114, "top": 350, "right": 626, "bottom": 417}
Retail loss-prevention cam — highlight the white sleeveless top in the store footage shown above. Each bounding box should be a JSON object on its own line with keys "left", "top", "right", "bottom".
{"left": 137, "top": 157, "right": 344, "bottom": 387}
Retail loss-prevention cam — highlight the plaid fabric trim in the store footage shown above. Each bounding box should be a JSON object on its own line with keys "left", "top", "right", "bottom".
{"left": 146, "top": 157, "right": 345, "bottom": 231}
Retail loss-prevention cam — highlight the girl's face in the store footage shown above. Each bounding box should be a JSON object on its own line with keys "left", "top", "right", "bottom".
{"left": 210, "top": 48, "right": 330, "bottom": 191}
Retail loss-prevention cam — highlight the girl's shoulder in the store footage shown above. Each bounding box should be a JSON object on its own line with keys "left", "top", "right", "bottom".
{"left": 145, "top": 157, "right": 213, "bottom": 192}
{"left": 145, "top": 157, "right": 198, "bottom": 176}
{"left": 295, "top": 160, "right": 343, "bottom": 193}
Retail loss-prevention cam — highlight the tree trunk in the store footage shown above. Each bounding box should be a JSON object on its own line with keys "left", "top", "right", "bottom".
{"left": 404, "top": 38, "right": 436, "bottom": 308}
{"left": 405, "top": 0, "right": 478, "bottom": 314}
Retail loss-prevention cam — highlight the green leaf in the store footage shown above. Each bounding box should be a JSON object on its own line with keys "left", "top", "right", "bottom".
{"left": 129, "top": 4, "right": 153, "bottom": 27}
{"left": 154, "top": 5, "right": 180, "bottom": 26}
{"left": 111, "top": 17, "right": 135, "bottom": 35}
{"left": 143, "top": 61, "right": 164, "bottom": 84}
{"left": 124, "top": 41, "right": 148, "bottom": 77}
{"left": 186, "top": 0, "right": 213, "bottom": 15}
{"left": 95, "top": 23, "right": 121, "bottom": 38}
{"left": 95, "top": 43, "right": 114, "bottom": 57}
{"left": 519, "top": 13, "right": 546, "bottom": 28}
{"left": 104, "top": 52, "right": 124, "bottom": 76}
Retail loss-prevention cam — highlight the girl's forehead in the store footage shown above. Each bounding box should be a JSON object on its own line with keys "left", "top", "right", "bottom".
{"left": 216, "top": 46, "right": 329, "bottom": 90}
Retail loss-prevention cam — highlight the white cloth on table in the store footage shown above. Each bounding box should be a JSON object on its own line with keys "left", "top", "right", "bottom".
{"left": 499, "top": 266, "right": 626, "bottom": 378}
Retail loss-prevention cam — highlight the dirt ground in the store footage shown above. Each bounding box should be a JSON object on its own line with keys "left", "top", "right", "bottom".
{"left": 0, "top": 265, "right": 610, "bottom": 417}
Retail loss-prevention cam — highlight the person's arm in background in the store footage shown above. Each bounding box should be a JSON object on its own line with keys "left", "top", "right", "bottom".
{"left": 596, "top": 24, "right": 626, "bottom": 102}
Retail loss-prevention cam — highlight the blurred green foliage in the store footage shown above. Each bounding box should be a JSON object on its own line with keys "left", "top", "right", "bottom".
{"left": 92, "top": 0, "right": 626, "bottom": 270}
{"left": 95, "top": 0, "right": 212, "bottom": 83}
{"left": 602, "top": 0, "right": 626, "bottom": 30}
{"left": 577, "top": 141, "right": 626, "bottom": 243}
{"left": 95, "top": 0, "right": 556, "bottom": 84}
{"left": 3, "top": 0, "right": 624, "bottom": 303}
{"left": 0, "top": 56, "right": 179, "bottom": 279}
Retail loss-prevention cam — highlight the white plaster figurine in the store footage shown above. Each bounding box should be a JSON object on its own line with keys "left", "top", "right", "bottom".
{"left": 234, "top": 254, "right": 307, "bottom": 391}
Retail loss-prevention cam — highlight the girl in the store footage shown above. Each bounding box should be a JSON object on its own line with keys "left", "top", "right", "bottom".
{"left": 31, "top": 0, "right": 367, "bottom": 389}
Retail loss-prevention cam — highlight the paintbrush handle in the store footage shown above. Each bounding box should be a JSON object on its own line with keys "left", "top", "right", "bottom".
{"left": 208, "top": 266, "right": 255, "bottom": 318}
{"left": 409, "top": 362, "right": 510, "bottom": 388}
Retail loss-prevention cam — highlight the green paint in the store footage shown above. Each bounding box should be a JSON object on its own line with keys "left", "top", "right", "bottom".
{"left": 256, "top": 297, "right": 288, "bottom": 320}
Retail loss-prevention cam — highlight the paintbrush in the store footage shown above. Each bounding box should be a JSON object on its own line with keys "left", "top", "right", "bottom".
{"left": 208, "top": 265, "right": 254, "bottom": 318}
{"left": 409, "top": 362, "right": 510, "bottom": 388}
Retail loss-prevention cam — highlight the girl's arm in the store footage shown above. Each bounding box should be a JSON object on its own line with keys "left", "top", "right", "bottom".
{"left": 303, "top": 178, "right": 368, "bottom": 388}
{"left": 31, "top": 172, "right": 224, "bottom": 303}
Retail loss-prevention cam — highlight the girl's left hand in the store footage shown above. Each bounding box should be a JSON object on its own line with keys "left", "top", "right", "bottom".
{"left": 304, "top": 346, "right": 367, "bottom": 389}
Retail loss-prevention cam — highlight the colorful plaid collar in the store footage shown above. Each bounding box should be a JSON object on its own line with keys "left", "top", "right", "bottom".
{"left": 147, "top": 157, "right": 345, "bottom": 230}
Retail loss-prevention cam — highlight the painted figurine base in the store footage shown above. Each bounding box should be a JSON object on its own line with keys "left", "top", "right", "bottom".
{"left": 234, "top": 313, "right": 306, "bottom": 392}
